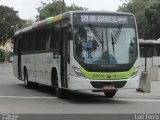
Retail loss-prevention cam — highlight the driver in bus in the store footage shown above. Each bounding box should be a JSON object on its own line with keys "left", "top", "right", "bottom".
{"left": 102, "top": 49, "right": 117, "bottom": 64}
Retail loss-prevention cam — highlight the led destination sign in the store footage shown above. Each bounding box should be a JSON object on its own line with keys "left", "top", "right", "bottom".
{"left": 81, "top": 15, "right": 128, "bottom": 23}
{"left": 74, "top": 14, "right": 131, "bottom": 25}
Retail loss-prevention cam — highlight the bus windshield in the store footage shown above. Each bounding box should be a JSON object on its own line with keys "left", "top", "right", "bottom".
{"left": 74, "top": 26, "right": 137, "bottom": 65}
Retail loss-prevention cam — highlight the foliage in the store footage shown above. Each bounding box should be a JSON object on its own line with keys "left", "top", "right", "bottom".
{"left": 22, "top": 19, "right": 35, "bottom": 28}
{"left": 36, "top": 0, "right": 88, "bottom": 20}
{"left": 0, "top": 5, "right": 24, "bottom": 43}
{"left": 0, "top": 49, "right": 5, "bottom": 62}
{"left": 66, "top": 3, "right": 87, "bottom": 12}
{"left": 145, "top": 2, "right": 160, "bottom": 39}
{"left": 118, "top": 0, "right": 160, "bottom": 39}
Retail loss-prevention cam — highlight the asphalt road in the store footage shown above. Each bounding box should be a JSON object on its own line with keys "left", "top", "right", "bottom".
{"left": 0, "top": 63, "right": 160, "bottom": 114}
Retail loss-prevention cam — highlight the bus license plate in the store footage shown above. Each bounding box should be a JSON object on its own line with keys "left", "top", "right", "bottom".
{"left": 103, "top": 85, "right": 117, "bottom": 90}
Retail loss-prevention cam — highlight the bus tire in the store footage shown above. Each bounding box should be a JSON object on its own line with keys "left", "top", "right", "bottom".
{"left": 104, "top": 91, "right": 117, "bottom": 98}
{"left": 24, "top": 69, "right": 32, "bottom": 89}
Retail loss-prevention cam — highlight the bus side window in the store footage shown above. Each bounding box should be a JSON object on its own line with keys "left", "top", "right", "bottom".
{"left": 29, "top": 32, "right": 36, "bottom": 51}
{"left": 140, "top": 45, "right": 153, "bottom": 58}
{"left": 13, "top": 37, "right": 18, "bottom": 54}
{"left": 51, "top": 25, "right": 60, "bottom": 50}
{"left": 21, "top": 35, "right": 26, "bottom": 52}
{"left": 43, "top": 27, "right": 51, "bottom": 51}
{"left": 154, "top": 44, "right": 160, "bottom": 56}
{"left": 26, "top": 34, "right": 29, "bottom": 52}
{"left": 146, "top": 46, "right": 153, "bottom": 58}
{"left": 140, "top": 46, "right": 145, "bottom": 58}
{"left": 36, "top": 30, "right": 44, "bottom": 51}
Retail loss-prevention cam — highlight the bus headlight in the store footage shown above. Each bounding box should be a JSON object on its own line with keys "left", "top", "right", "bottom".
{"left": 73, "top": 66, "right": 86, "bottom": 78}
{"left": 130, "top": 67, "right": 138, "bottom": 78}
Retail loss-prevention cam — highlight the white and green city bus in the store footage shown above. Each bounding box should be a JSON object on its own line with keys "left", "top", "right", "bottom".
{"left": 13, "top": 11, "right": 140, "bottom": 98}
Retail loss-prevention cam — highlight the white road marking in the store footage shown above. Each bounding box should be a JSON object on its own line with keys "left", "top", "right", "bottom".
{"left": 0, "top": 96, "right": 57, "bottom": 99}
{"left": 0, "top": 96, "right": 160, "bottom": 102}
{"left": 114, "top": 98, "right": 160, "bottom": 102}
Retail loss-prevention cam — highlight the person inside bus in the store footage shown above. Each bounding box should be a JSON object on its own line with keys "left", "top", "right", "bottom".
{"left": 102, "top": 50, "right": 117, "bottom": 64}
{"left": 109, "top": 54, "right": 117, "bottom": 64}
{"left": 92, "top": 49, "right": 117, "bottom": 64}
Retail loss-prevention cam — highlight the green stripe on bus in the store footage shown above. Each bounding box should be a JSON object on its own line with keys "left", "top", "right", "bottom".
{"left": 47, "top": 18, "right": 54, "bottom": 24}
{"left": 80, "top": 67, "right": 135, "bottom": 80}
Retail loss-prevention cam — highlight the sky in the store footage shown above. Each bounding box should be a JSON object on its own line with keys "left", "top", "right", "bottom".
{"left": 0, "top": 0, "right": 123, "bottom": 20}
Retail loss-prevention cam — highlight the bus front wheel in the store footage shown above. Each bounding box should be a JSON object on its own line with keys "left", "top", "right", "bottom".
{"left": 104, "top": 91, "right": 117, "bottom": 98}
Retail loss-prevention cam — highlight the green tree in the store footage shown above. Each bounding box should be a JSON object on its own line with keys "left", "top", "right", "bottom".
{"left": 0, "top": 5, "right": 24, "bottom": 43}
{"left": 118, "top": 0, "right": 160, "bottom": 39}
{"left": 22, "top": 19, "right": 35, "bottom": 28}
{"left": 145, "top": 2, "right": 160, "bottom": 39}
{"left": 0, "top": 49, "right": 5, "bottom": 62}
{"left": 36, "top": 0, "right": 88, "bottom": 20}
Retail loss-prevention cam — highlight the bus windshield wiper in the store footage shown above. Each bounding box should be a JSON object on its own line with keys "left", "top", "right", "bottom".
{"left": 88, "top": 24, "right": 103, "bottom": 44}
{"left": 88, "top": 24, "right": 104, "bottom": 52}
{"left": 111, "top": 25, "right": 122, "bottom": 55}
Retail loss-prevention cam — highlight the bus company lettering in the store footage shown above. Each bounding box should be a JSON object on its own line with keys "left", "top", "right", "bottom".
{"left": 93, "top": 74, "right": 104, "bottom": 79}
{"left": 93, "top": 74, "right": 117, "bottom": 79}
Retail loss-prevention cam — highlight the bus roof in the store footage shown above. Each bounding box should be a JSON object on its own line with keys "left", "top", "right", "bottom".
{"left": 14, "top": 11, "right": 134, "bottom": 36}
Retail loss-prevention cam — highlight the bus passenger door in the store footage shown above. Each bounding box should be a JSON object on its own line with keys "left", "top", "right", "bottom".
{"left": 61, "top": 26, "right": 71, "bottom": 88}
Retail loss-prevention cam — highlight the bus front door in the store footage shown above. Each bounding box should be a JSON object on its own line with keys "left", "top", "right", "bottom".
{"left": 61, "top": 26, "right": 70, "bottom": 88}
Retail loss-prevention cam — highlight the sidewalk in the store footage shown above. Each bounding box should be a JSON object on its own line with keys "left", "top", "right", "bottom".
{"left": 116, "top": 81, "right": 160, "bottom": 99}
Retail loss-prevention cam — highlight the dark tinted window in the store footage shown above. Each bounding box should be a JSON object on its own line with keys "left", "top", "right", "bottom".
{"left": 36, "top": 30, "right": 44, "bottom": 50}
{"left": 140, "top": 45, "right": 153, "bottom": 58}
{"left": 153, "top": 44, "right": 160, "bottom": 56}
{"left": 43, "top": 28, "right": 51, "bottom": 51}
{"left": 21, "top": 34, "right": 26, "bottom": 52}
{"left": 28, "top": 32, "right": 36, "bottom": 51}
{"left": 51, "top": 24, "right": 60, "bottom": 50}
{"left": 13, "top": 37, "right": 18, "bottom": 54}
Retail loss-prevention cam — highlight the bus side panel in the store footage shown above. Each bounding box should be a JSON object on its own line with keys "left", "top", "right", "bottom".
{"left": 21, "top": 54, "right": 36, "bottom": 82}
{"left": 123, "top": 58, "right": 140, "bottom": 89}
{"left": 35, "top": 52, "right": 56, "bottom": 86}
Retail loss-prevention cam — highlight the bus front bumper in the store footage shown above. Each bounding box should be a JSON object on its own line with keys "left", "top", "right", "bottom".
{"left": 67, "top": 75, "right": 140, "bottom": 91}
